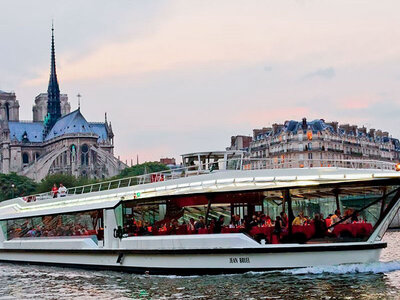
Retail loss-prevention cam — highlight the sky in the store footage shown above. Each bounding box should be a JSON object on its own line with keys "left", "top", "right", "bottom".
{"left": 1, "top": 1, "right": 400, "bottom": 163}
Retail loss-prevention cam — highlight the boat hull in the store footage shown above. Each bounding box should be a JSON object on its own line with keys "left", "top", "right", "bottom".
{"left": 0, "top": 242, "right": 386, "bottom": 275}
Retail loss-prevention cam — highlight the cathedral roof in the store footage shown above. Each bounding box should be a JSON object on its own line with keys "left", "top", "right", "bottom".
{"left": 8, "top": 122, "right": 44, "bottom": 143}
{"left": 7, "top": 110, "right": 109, "bottom": 143}
{"left": 89, "top": 122, "right": 109, "bottom": 142}
{"left": 45, "top": 109, "right": 93, "bottom": 141}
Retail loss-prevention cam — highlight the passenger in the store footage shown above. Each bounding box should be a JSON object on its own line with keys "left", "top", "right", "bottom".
{"left": 243, "top": 215, "right": 252, "bottom": 233}
{"left": 170, "top": 219, "right": 180, "bottom": 235}
{"left": 58, "top": 183, "right": 68, "bottom": 197}
{"left": 313, "top": 214, "right": 327, "bottom": 238}
{"left": 209, "top": 218, "right": 216, "bottom": 232}
{"left": 343, "top": 209, "right": 353, "bottom": 224}
{"left": 331, "top": 210, "right": 341, "bottom": 224}
{"left": 51, "top": 184, "right": 58, "bottom": 198}
{"left": 228, "top": 218, "right": 236, "bottom": 228}
{"left": 292, "top": 211, "right": 305, "bottom": 226}
{"left": 214, "top": 215, "right": 225, "bottom": 233}
{"left": 351, "top": 211, "right": 359, "bottom": 223}
{"left": 195, "top": 216, "right": 205, "bottom": 230}
{"left": 264, "top": 216, "right": 272, "bottom": 227}
{"left": 234, "top": 214, "right": 242, "bottom": 227}
{"left": 273, "top": 216, "right": 283, "bottom": 240}
{"left": 26, "top": 227, "right": 36, "bottom": 237}
{"left": 256, "top": 215, "right": 262, "bottom": 226}
{"left": 250, "top": 215, "right": 258, "bottom": 227}
{"left": 280, "top": 212, "right": 288, "bottom": 227}
{"left": 187, "top": 218, "right": 196, "bottom": 231}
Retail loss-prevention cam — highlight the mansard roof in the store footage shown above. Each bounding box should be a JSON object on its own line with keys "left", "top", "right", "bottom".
{"left": 8, "top": 121, "right": 44, "bottom": 143}
{"left": 255, "top": 119, "right": 335, "bottom": 140}
{"left": 284, "top": 119, "right": 334, "bottom": 134}
{"left": 45, "top": 109, "right": 93, "bottom": 141}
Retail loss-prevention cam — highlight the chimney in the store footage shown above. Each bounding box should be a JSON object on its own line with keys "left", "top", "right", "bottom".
{"left": 327, "top": 121, "right": 338, "bottom": 132}
{"left": 339, "top": 124, "right": 351, "bottom": 134}
{"left": 272, "top": 123, "right": 279, "bottom": 134}
{"left": 351, "top": 125, "right": 358, "bottom": 135}
{"left": 231, "top": 136, "right": 236, "bottom": 147}
{"left": 302, "top": 117, "right": 307, "bottom": 130}
{"left": 369, "top": 128, "right": 376, "bottom": 137}
{"left": 359, "top": 126, "right": 367, "bottom": 135}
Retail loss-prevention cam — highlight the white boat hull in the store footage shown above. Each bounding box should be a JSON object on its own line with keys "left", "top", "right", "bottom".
{"left": 0, "top": 242, "right": 385, "bottom": 275}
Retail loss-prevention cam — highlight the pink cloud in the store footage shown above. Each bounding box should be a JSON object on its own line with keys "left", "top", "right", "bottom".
{"left": 337, "top": 95, "right": 378, "bottom": 110}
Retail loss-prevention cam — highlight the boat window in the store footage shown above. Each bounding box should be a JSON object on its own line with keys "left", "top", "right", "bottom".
{"left": 120, "top": 183, "right": 400, "bottom": 244}
{"left": 6, "top": 209, "right": 104, "bottom": 241}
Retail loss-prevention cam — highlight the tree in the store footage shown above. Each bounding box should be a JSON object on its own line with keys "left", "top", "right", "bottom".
{"left": 117, "top": 162, "right": 169, "bottom": 178}
{"left": 0, "top": 173, "right": 37, "bottom": 201}
{"left": 35, "top": 174, "right": 94, "bottom": 194}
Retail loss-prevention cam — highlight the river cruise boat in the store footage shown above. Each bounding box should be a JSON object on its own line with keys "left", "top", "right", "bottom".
{"left": 0, "top": 157, "right": 399, "bottom": 275}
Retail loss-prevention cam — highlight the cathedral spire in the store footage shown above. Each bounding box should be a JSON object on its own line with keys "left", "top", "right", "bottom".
{"left": 45, "top": 22, "right": 61, "bottom": 134}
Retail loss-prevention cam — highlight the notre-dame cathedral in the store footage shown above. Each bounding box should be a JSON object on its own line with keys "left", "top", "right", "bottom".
{"left": 0, "top": 26, "right": 125, "bottom": 181}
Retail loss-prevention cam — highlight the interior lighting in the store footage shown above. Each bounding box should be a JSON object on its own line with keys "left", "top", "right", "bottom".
{"left": 396, "top": 163, "right": 400, "bottom": 172}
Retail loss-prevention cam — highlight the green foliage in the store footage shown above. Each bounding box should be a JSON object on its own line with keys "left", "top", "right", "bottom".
{"left": 117, "top": 162, "right": 169, "bottom": 179}
{"left": 0, "top": 173, "right": 37, "bottom": 201}
{"left": 35, "top": 174, "right": 95, "bottom": 194}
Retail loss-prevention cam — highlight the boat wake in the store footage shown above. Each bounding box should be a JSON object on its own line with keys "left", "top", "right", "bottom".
{"left": 283, "top": 261, "right": 400, "bottom": 275}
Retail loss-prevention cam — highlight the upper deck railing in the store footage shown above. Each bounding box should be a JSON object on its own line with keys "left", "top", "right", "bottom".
{"left": 19, "top": 158, "right": 398, "bottom": 202}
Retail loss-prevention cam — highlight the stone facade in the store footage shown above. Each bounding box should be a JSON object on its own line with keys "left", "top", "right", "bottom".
{"left": 0, "top": 27, "right": 125, "bottom": 182}
{"left": 33, "top": 93, "right": 70, "bottom": 122}
{"left": 0, "top": 91, "right": 19, "bottom": 122}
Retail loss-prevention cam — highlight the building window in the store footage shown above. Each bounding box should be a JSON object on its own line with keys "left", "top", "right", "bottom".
{"left": 22, "top": 153, "right": 29, "bottom": 164}
{"left": 81, "top": 144, "right": 89, "bottom": 166}
{"left": 5, "top": 102, "right": 10, "bottom": 121}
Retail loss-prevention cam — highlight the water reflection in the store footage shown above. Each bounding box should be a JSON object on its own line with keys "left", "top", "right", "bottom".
{"left": 0, "top": 231, "right": 399, "bottom": 299}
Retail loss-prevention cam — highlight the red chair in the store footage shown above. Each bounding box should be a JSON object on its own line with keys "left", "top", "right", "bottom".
{"left": 271, "top": 234, "right": 280, "bottom": 244}
{"left": 176, "top": 226, "right": 188, "bottom": 235}
{"left": 198, "top": 228, "right": 209, "bottom": 234}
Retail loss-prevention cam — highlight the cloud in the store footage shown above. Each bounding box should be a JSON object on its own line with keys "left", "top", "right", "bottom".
{"left": 264, "top": 66, "right": 273, "bottom": 72}
{"left": 304, "top": 67, "right": 336, "bottom": 80}
{"left": 5, "top": 1, "right": 400, "bottom": 162}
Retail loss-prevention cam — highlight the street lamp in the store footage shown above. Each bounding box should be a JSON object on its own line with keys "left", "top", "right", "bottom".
{"left": 11, "top": 184, "right": 15, "bottom": 198}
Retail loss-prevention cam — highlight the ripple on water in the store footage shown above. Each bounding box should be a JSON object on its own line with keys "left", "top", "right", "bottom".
{"left": 0, "top": 231, "right": 399, "bottom": 299}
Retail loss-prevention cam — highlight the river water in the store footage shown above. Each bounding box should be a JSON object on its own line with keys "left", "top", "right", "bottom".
{"left": 0, "top": 231, "right": 399, "bottom": 299}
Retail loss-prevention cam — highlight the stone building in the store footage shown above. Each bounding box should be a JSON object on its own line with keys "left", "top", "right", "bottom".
{"left": 230, "top": 118, "right": 400, "bottom": 168}
{"left": 33, "top": 93, "right": 70, "bottom": 122}
{"left": 0, "top": 26, "right": 125, "bottom": 181}
{"left": 227, "top": 135, "right": 252, "bottom": 152}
